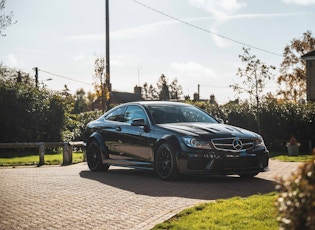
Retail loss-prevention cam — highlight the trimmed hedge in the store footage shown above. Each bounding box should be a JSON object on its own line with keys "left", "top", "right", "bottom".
{"left": 192, "top": 101, "right": 315, "bottom": 153}
{"left": 0, "top": 81, "right": 66, "bottom": 142}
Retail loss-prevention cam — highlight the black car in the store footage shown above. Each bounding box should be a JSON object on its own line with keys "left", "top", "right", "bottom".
{"left": 84, "top": 101, "right": 269, "bottom": 180}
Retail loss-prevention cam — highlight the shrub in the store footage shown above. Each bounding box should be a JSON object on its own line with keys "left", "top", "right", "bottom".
{"left": 275, "top": 151, "right": 315, "bottom": 229}
{"left": 63, "top": 110, "right": 103, "bottom": 141}
{"left": 0, "top": 81, "right": 66, "bottom": 142}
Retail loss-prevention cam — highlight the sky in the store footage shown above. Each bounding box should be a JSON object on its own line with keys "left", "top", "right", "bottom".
{"left": 1, "top": 0, "right": 315, "bottom": 104}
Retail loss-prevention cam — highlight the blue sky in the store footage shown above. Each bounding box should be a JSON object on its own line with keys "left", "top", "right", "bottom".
{"left": 1, "top": 0, "right": 315, "bottom": 103}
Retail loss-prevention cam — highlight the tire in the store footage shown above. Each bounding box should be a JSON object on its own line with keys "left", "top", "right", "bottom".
{"left": 155, "top": 143, "right": 179, "bottom": 181}
{"left": 86, "top": 140, "right": 109, "bottom": 172}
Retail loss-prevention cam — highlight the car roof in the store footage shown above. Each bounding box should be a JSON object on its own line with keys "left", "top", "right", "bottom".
{"left": 121, "top": 101, "right": 191, "bottom": 107}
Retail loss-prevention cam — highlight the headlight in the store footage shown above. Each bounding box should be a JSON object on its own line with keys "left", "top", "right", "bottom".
{"left": 182, "top": 137, "right": 212, "bottom": 149}
{"left": 255, "top": 137, "right": 265, "bottom": 147}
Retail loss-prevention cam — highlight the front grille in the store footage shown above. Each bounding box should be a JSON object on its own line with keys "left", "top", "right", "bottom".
{"left": 211, "top": 138, "right": 254, "bottom": 152}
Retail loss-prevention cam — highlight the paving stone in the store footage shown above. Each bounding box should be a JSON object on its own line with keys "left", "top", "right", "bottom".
{"left": 0, "top": 160, "right": 301, "bottom": 229}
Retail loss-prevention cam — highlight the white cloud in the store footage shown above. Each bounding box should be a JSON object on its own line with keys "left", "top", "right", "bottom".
{"left": 66, "top": 20, "right": 175, "bottom": 42}
{"left": 282, "top": 0, "right": 315, "bottom": 5}
{"left": 171, "top": 62, "right": 216, "bottom": 78}
{"left": 189, "top": 0, "right": 246, "bottom": 20}
{"left": 7, "top": 54, "right": 18, "bottom": 66}
{"left": 74, "top": 53, "right": 84, "bottom": 61}
{"left": 189, "top": 0, "right": 246, "bottom": 47}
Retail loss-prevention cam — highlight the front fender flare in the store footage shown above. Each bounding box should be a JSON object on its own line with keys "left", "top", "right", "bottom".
{"left": 87, "top": 132, "right": 108, "bottom": 158}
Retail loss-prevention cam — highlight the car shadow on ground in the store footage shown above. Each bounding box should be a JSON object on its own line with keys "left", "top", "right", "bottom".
{"left": 79, "top": 167, "right": 277, "bottom": 201}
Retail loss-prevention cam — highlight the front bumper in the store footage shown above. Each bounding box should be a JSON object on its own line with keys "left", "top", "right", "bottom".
{"left": 177, "top": 148, "right": 269, "bottom": 175}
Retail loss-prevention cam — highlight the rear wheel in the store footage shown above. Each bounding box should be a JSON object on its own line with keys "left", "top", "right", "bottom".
{"left": 86, "top": 140, "right": 109, "bottom": 171}
{"left": 155, "top": 143, "right": 179, "bottom": 181}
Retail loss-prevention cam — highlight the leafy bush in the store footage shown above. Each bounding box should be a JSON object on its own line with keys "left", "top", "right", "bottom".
{"left": 191, "top": 101, "right": 315, "bottom": 152}
{"left": 275, "top": 152, "right": 315, "bottom": 229}
{"left": 0, "top": 80, "right": 66, "bottom": 142}
{"left": 63, "top": 110, "right": 103, "bottom": 141}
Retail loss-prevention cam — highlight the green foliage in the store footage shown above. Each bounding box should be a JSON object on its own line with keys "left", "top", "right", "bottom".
{"left": 0, "top": 79, "right": 66, "bottom": 142}
{"left": 63, "top": 110, "right": 103, "bottom": 141}
{"left": 191, "top": 101, "right": 315, "bottom": 152}
{"left": 277, "top": 30, "right": 315, "bottom": 101}
{"left": 153, "top": 193, "right": 278, "bottom": 230}
{"left": 142, "top": 74, "right": 183, "bottom": 100}
{"left": 275, "top": 154, "right": 315, "bottom": 229}
{"left": 0, "top": 152, "right": 84, "bottom": 166}
{"left": 272, "top": 155, "right": 314, "bottom": 162}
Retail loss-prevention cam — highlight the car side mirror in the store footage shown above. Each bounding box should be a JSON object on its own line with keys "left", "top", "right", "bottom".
{"left": 131, "top": 118, "right": 150, "bottom": 132}
{"left": 217, "top": 118, "right": 224, "bottom": 124}
{"left": 131, "top": 118, "right": 145, "bottom": 126}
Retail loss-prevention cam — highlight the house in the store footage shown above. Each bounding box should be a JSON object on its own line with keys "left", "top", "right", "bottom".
{"left": 91, "top": 86, "right": 144, "bottom": 111}
{"left": 302, "top": 50, "right": 315, "bottom": 102}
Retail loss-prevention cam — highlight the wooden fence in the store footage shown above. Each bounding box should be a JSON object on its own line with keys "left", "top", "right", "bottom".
{"left": 0, "top": 141, "right": 85, "bottom": 166}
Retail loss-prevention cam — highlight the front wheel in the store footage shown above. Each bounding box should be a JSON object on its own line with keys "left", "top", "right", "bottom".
{"left": 155, "top": 143, "right": 179, "bottom": 181}
{"left": 86, "top": 140, "right": 109, "bottom": 172}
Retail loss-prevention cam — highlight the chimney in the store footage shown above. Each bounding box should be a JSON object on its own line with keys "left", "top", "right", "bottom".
{"left": 134, "top": 85, "right": 142, "bottom": 96}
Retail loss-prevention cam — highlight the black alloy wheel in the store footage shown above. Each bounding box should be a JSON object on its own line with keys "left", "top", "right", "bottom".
{"left": 86, "top": 140, "right": 109, "bottom": 172}
{"left": 155, "top": 143, "right": 179, "bottom": 180}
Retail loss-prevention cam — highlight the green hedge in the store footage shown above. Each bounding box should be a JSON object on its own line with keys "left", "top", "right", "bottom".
{"left": 0, "top": 81, "right": 65, "bottom": 142}
{"left": 192, "top": 101, "right": 315, "bottom": 153}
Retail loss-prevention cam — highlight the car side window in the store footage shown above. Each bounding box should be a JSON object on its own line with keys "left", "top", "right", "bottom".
{"left": 124, "top": 105, "right": 147, "bottom": 124}
{"left": 105, "top": 106, "right": 125, "bottom": 122}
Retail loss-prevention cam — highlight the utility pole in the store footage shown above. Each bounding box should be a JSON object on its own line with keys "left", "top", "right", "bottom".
{"left": 105, "top": 0, "right": 111, "bottom": 111}
{"left": 34, "top": 67, "right": 38, "bottom": 87}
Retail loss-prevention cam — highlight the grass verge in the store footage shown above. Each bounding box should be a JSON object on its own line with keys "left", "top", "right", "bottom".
{"left": 0, "top": 152, "right": 85, "bottom": 166}
{"left": 152, "top": 193, "right": 278, "bottom": 230}
{"left": 271, "top": 155, "right": 313, "bottom": 162}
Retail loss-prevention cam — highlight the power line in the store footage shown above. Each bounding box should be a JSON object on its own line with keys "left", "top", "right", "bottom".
{"left": 38, "top": 69, "right": 92, "bottom": 86}
{"left": 130, "top": 0, "right": 283, "bottom": 57}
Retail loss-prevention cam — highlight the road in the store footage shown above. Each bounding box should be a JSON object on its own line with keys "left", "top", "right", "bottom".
{"left": 0, "top": 160, "right": 300, "bottom": 230}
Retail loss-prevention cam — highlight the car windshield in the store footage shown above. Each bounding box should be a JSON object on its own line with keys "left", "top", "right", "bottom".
{"left": 147, "top": 105, "right": 218, "bottom": 124}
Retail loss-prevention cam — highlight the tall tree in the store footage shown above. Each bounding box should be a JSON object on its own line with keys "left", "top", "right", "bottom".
{"left": 72, "top": 88, "right": 87, "bottom": 114}
{"left": 169, "top": 78, "right": 183, "bottom": 100}
{"left": 277, "top": 30, "right": 315, "bottom": 101}
{"left": 142, "top": 74, "right": 183, "bottom": 100}
{"left": 0, "top": 0, "right": 16, "bottom": 37}
{"left": 93, "top": 56, "right": 106, "bottom": 111}
{"left": 230, "top": 47, "right": 275, "bottom": 108}
{"left": 230, "top": 47, "right": 275, "bottom": 132}
{"left": 157, "top": 74, "right": 170, "bottom": 101}
{"left": 142, "top": 82, "right": 159, "bottom": 100}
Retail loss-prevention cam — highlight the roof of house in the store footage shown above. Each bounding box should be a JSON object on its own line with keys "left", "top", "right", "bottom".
{"left": 110, "top": 91, "right": 144, "bottom": 104}
{"left": 301, "top": 50, "right": 315, "bottom": 60}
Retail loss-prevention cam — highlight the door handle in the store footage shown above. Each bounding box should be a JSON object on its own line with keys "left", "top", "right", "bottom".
{"left": 115, "top": 126, "right": 122, "bottom": 131}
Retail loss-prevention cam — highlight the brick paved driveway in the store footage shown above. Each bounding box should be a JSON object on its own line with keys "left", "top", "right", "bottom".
{"left": 0, "top": 160, "right": 300, "bottom": 230}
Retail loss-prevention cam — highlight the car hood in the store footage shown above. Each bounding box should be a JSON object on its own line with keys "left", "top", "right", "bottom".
{"left": 158, "top": 122, "right": 259, "bottom": 138}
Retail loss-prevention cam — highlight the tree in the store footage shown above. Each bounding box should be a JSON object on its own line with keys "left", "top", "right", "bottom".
{"left": 230, "top": 47, "right": 275, "bottom": 132}
{"left": 230, "top": 47, "right": 275, "bottom": 108}
{"left": 142, "top": 82, "right": 159, "bottom": 100}
{"left": 93, "top": 56, "right": 106, "bottom": 111}
{"left": 169, "top": 78, "right": 183, "bottom": 100}
{"left": 142, "top": 74, "right": 183, "bottom": 100}
{"left": 157, "top": 74, "right": 170, "bottom": 101}
{"left": 72, "top": 88, "right": 87, "bottom": 114}
{"left": 0, "top": 0, "right": 16, "bottom": 37}
{"left": 277, "top": 30, "right": 315, "bottom": 101}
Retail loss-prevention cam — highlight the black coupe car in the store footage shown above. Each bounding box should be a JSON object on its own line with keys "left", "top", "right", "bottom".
{"left": 84, "top": 101, "right": 269, "bottom": 180}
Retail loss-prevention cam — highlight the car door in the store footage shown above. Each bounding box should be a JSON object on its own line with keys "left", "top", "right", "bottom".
{"left": 113, "top": 105, "right": 154, "bottom": 163}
